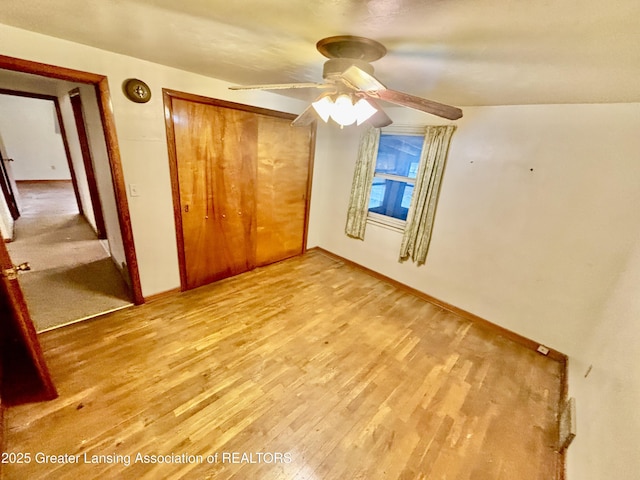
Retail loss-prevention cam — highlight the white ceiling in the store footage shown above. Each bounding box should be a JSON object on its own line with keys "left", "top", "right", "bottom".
{"left": 1, "top": 0, "right": 639, "bottom": 107}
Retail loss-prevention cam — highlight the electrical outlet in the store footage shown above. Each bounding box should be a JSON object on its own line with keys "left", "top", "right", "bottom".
{"left": 536, "top": 345, "right": 550, "bottom": 356}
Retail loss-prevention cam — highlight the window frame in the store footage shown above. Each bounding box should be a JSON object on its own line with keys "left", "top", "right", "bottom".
{"left": 366, "top": 125, "right": 426, "bottom": 232}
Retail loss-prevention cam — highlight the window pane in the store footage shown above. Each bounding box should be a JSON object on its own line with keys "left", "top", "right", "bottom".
{"left": 369, "top": 178, "right": 385, "bottom": 209}
{"left": 401, "top": 184, "right": 414, "bottom": 209}
{"left": 368, "top": 177, "right": 413, "bottom": 221}
{"left": 375, "top": 134, "right": 423, "bottom": 179}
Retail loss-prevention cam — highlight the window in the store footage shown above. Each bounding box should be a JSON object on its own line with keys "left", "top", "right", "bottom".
{"left": 345, "top": 124, "right": 455, "bottom": 264}
{"left": 367, "top": 129, "right": 424, "bottom": 230}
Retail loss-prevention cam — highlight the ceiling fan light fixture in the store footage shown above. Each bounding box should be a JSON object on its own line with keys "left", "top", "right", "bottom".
{"left": 330, "top": 94, "right": 357, "bottom": 126}
{"left": 311, "top": 96, "right": 333, "bottom": 122}
{"left": 353, "top": 98, "right": 377, "bottom": 125}
{"left": 312, "top": 94, "right": 379, "bottom": 127}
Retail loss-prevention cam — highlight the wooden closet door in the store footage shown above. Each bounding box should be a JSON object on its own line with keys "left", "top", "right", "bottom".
{"left": 256, "top": 115, "right": 312, "bottom": 266}
{"left": 166, "top": 91, "right": 314, "bottom": 291}
{"left": 172, "top": 98, "right": 257, "bottom": 289}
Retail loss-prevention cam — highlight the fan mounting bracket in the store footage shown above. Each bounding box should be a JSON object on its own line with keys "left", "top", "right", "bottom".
{"left": 316, "top": 36, "right": 387, "bottom": 62}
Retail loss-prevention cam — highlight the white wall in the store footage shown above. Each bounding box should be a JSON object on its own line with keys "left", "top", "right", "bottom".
{"left": 308, "top": 103, "right": 640, "bottom": 480}
{"left": 0, "top": 94, "right": 71, "bottom": 180}
{"left": 567, "top": 240, "right": 640, "bottom": 479}
{"left": 0, "top": 23, "right": 306, "bottom": 297}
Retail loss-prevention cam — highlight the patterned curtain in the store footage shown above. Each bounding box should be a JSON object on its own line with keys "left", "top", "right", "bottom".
{"left": 399, "top": 125, "right": 456, "bottom": 265}
{"left": 345, "top": 128, "right": 380, "bottom": 239}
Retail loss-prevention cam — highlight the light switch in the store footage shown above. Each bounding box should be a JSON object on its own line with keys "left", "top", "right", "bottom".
{"left": 129, "top": 183, "right": 140, "bottom": 197}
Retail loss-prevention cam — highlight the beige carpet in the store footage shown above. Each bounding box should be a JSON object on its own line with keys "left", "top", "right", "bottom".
{"left": 6, "top": 181, "right": 133, "bottom": 332}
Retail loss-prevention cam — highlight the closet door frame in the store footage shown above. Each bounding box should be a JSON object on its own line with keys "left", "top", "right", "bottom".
{"left": 162, "top": 89, "right": 315, "bottom": 291}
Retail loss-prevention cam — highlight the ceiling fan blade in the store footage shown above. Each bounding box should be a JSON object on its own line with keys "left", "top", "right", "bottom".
{"left": 291, "top": 105, "right": 317, "bottom": 127}
{"left": 368, "top": 109, "right": 394, "bottom": 128}
{"left": 373, "top": 89, "right": 463, "bottom": 120}
{"left": 339, "top": 65, "right": 386, "bottom": 91}
{"left": 362, "top": 98, "right": 393, "bottom": 128}
{"left": 229, "top": 82, "right": 331, "bottom": 91}
{"left": 340, "top": 65, "right": 462, "bottom": 120}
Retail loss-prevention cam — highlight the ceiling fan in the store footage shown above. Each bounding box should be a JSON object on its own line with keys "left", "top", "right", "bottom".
{"left": 229, "top": 35, "right": 463, "bottom": 128}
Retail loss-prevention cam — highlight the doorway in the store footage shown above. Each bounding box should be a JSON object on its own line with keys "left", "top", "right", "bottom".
{"left": 0, "top": 89, "right": 132, "bottom": 331}
{"left": 0, "top": 54, "right": 143, "bottom": 336}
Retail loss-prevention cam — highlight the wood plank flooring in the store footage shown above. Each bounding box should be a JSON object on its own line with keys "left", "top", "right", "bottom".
{"left": 2, "top": 250, "right": 564, "bottom": 479}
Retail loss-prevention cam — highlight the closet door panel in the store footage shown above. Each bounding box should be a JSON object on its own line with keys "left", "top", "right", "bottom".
{"left": 255, "top": 115, "right": 312, "bottom": 266}
{"left": 173, "top": 99, "right": 257, "bottom": 289}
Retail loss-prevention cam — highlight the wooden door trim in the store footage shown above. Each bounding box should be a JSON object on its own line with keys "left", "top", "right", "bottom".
{"left": 163, "top": 88, "right": 299, "bottom": 120}
{"left": 301, "top": 126, "right": 316, "bottom": 254}
{"left": 0, "top": 54, "right": 143, "bottom": 304}
{"left": 93, "top": 79, "right": 143, "bottom": 304}
{"left": 162, "top": 90, "right": 187, "bottom": 289}
{"left": 0, "top": 87, "right": 83, "bottom": 216}
{"left": 162, "top": 88, "right": 315, "bottom": 290}
{"left": 54, "top": 95, "right": 83, "bottom": 215}
{"left": 68, "top": 88, "right": 107, "bottom": 238}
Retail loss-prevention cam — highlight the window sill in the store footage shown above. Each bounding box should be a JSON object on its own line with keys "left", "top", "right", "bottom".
{"left": 367, "top": 213, "right": 406, "bottom": 234}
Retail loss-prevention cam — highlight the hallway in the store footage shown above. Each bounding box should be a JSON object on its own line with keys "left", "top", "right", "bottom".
{"left": 6, "top": 180, "right": 132, "bottom": 332}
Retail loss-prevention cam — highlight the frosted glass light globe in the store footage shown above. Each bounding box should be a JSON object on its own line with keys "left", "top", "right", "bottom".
{"left": 330, "top": 94, "right": 357, "bottom": 126}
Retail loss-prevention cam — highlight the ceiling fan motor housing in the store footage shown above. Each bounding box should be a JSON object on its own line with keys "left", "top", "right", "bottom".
{"left": 323, "top": 58, "right": 374, "bottom": 80}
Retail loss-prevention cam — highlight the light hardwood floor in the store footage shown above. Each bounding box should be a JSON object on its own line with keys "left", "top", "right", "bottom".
{"left": 3, "top": 250, "right": 564, "bottom": 479}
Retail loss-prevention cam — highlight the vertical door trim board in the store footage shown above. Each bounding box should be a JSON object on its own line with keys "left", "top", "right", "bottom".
{"left": 54, "top": 93, "right": 83, "bottom": 215}
{"left": 302, "top": 124, "right": 316, "bottom": 252}
{"left": 68, "top": 87, "right": 107, "bottom": 238}
{"left": 0, "top": 54, "right": 143, "bottom": 304}
{"left": 162, "top": 90, "right": 186, "bottom": 289}
{"left": 162, "top": 88, "right": 315, "bottom": 290}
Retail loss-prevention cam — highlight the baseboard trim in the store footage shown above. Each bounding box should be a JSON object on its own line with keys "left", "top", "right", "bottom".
{"left": 143, "top": 287, "right": 182, "bottom": 303}
{"left": 37, "top": 304, "right": 133, "bottom": 334}
{"left": 310, "top": 247, "right": 568, "bottom": 364}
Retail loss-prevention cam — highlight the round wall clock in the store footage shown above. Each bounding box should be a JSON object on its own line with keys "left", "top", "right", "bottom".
{"left": 123, "top": 78, "right": 151, "bottom": 103}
